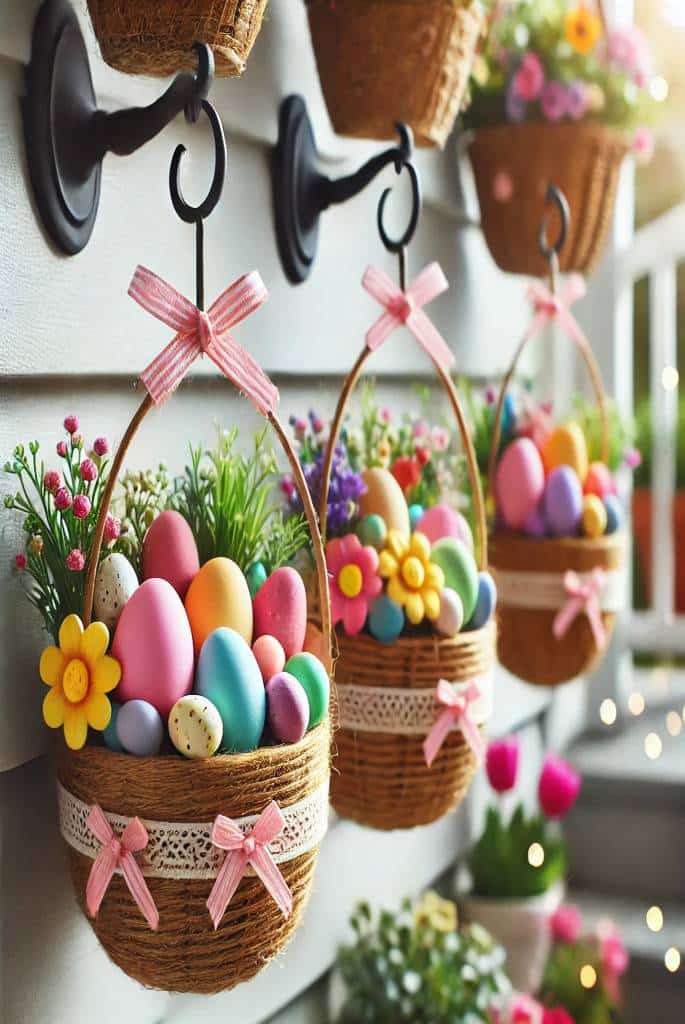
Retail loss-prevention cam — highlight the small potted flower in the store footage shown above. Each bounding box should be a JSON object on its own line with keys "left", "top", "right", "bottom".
{"left": 459, "top": 737, "right": 581, "bottom": 994}
{"left": 464, "top": 2, "right": 661, "bottom": 275}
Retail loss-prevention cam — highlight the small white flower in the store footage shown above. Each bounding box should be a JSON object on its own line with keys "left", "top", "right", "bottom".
{"left": 386, "top": 980, "right": 399, "bottom": 1002}
{"left": 389, "top": 948, "right": 403, "bottom": 965}
{"left": 514, "top": 24, "right": 529, "bottom": 47}
{"left": 402, "top": 970, "right": 422, "bottom": 995}
{"left": 461, "top": 964, "right": 478, "bottom": 982}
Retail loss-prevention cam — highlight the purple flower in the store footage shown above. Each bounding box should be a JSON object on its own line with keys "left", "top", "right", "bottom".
{"left": 566, "top": 81, "right": 587, "bottom": 120}
{"left": 541, "top": 82, "right": 568, "bottom": 121}
{"left": 294, "top": 443, "right": 365, "bottom": 537}
{"left": 506, "top": 78, "right": 526, "bottom": 122}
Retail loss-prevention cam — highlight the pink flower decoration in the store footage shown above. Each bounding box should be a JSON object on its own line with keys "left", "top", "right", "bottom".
{"left": 44, "top": 470, "right": 62, "bottom": 494}
{"left": 431, "top": 426, "right": 449, "bottom": 451}
{"left": 510, "top": 994, "right": 544, "bottom": 1024}
{"left": 493, "top": 170, "right": 514, "bottom": 203}
{"left": 104, "top": 514, "right": 121, "bottom": 541}
{"left": 599, "top": 923, "right": 629, "bottom": 1004}
{"left": 513, "top": 52, "right": 545, "bottom": 102}
{"left": 632, "top": 126, "right": 655, "bottom": 163}
{"left": 538, "top": 754, "right": 581, "bottom": 819}
{"left": 64, "top": 415, "right": 79, "bottom": 434}
{"left": 66, "top": 549, "right": 86, "bottom": 572}
{"left": 486, "top": 737, "right": 519, "bottom": 793}
{"left": 54, "top": 487, "right": 72, "bottom": 511}
{"left": 73, "top": 494, "right": 92, "bottom": 520}
{"left": 542, "top": 1010, "right": 576, "bottom": 1024}
{"left": 380, "top": 406, "right": 392, "bottom": 424}
{"left": 14, "top": 553, "right": 27, "bottom": 571}
{"left": 541, "top": 82, "right": 568, "bottom": 122}
{"left": 550, "top": 903, "right": 582, "bottom": 944}
{"left": 93, "top": 436, "right": 109, "bottom": 456}
{"left": 56, "top": 440, "right": 68, "bottom": 458}
{"left": 80, "top": 458, "right": 98, "bottom": 482}
{"left": 280, "top": 477, "right": 296, "bottom": 500}
{"left": 624, "top": 446, "right": 642, "bottom": 470}
{"left": 606, "top": 26, "right": 651, "bottom": 84}
{"left": 412, "top": 419, "right": 428, "bottom": 439}
{"left": 326, "top": 533, "right": 382, "bottom": 636}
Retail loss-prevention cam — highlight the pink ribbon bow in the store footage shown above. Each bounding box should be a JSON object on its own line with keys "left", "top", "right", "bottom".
{"left": 423, "top": 680, "right": 484, "bottom": 768}
{"left": 207, "top": 801, "right": 292, "bottom": 930}
{"left": 85, "top": 804, "right": 159, "bottom": 930}
{"left": 525, "top": 273, "right": 586, "bottom": 348}
{"left": 362, "top": 263, "right": 455, "bottom": 371}
{"left": 553, "top": 568, "right": 607, "bottom": 649}
{"left": 129, "top": 265, "right": 278, "bottom": 415}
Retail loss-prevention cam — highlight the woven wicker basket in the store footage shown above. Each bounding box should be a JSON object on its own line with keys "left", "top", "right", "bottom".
{"left": 86, "top": 0, "right": 269, "bottom": 77}
{"left": 306, "top": 0, "right": 485, "bottom": 148}
{"left": 469, "top": 121, "right": 629, "bottom": 276}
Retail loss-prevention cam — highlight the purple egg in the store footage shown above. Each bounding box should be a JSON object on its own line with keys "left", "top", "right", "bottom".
{"left": 266, "top": 672, "right": 309, "bottom": 744}
{"left": 543, "top": 466, "right": 583, "bottom": 537}
{"left": 116, "top": 699, "right": 163, "bottom": 757}
{"left": 522, "top": 503, "right": 547, "bottom": 538}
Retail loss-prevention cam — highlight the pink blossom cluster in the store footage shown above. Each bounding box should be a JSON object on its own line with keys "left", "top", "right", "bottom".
{"left": 509, "top": 54, "right": 588, "bottom": 123}
{"left": 605, "top": 26, "right": 651, "bottom": 87}
{"left": 486, "top": 736, "right": 581, "bottom": 819}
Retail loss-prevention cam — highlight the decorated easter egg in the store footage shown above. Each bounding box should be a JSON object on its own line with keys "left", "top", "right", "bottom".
{"left": 603, "top": 493, "right": 623, "bottom": 535}
{"left": 417, "top": 504, "right": 461, "bottom": 545}
{"left": 522, "top": 505, "right": 547, "bottom": 538}
{"left": 495, "top": 438, "right": 546, "bottom": 530}
{"left": 356, "top": 513, "right": 388, "bottom": 551}
{"left": 408, "top": 504, "right": 424, "bottom": 531}
{"left": 253, "top": 634, "right": 286, "bottom": 682}
{"left": 542, "top": 423, "right": 589, "bottom": 482}
{"left": 435, "top": 588, "right": 464, "bottom": 638}
{"left": 116, "top": 699, "right": 164, "bottom": 757}
{"left": 246, "top": 561, "right": 268, "bottom": 597}
{"left": 543, "top": 466, "right": 583, "bottom": 537}
{"left": 266, "top": 672, "right": 309, "bottom": 744}
{"left": 584, "top": 462, "right": 613, "bottom": 500}
{"left": 359, "top": 468, "right": 410, "bottom": 536}
{"left": 253, "top": 567, "right": 307, "bottom": 660}
{"left": 93, "top": 553, "right": 139, "bottom": 632}
{"left": 195, "top": 627, "right": 266, "bottom": 753}
{"left": 168, "top": 694, "right": 223, "bottom": 758}
{"left": 103, "top": 700, "right": 124, "bottom": 752}
{"left": 185, "top": 557, "right": 253, "bottom": 654}
{"left": 430, "top": 538, "right": 479, "bottom": 621}
{"left": 142, "top": 510, "right": 199, "bottom": 599}
{"left": 284, "top": 652, "right": 329, "bottom": 729}
{"left": 303, "top": 622, "right": 329, "bottom": 662}
{"left": 368, "top": 594, "right": 404, "bottom": 643}
{"left": 582, "top": 494, "right": 608, "bottom": 539}
{"left": 466, "top": 572, "right": 497, "bottom": 630}
{"left": 112, "top": 578, "right": 194, "bottom": 716}
{"left": 501, "top": 392, "right": 516, "bottom": 440}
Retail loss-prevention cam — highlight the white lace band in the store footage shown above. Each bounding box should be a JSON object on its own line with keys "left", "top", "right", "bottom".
{"left": 58, "top": 779, "right": 329, "bottom": 880}
{"left": 336, "top": 674, "right": 493, "bottom": 735}
{"left": 493, "top": 567, "right": 627, "bottom": 612}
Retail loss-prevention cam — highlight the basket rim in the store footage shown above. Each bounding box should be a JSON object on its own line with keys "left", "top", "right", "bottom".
{"left": 489, "top": 530, "right": 627, "bottom": 556}
{"left": 469, "top": 118, "right": 630, "bottom": 148}
{"left": 335, "top": 620, "right": 496, "bottom": 653}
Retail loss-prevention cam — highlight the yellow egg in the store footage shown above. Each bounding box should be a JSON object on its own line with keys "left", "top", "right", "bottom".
{"left": 582, "top": 494, "right": 607, "bottom": 539}
{"left": 358, "top": 468, "right": 410, "bottom": 536}
{"left": 184, "top": 557, "right": 253, "bottom": 654}
{"left": 542, "top": 423, "right": 589, "bottom": 483}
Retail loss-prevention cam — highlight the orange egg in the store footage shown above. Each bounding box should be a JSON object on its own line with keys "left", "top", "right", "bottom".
{"left": 358, "top": 468, "right": 410, "bottom": 536}
{"left": 541, "top": 423, "right": 589, "bottom": 483}
{"left": 184, "top": 557, "right": 253, "bottom": 654}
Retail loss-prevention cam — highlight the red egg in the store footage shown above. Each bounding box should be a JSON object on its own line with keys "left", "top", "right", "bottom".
{"left": 583, "top": 462, "right": 613, "bottom": 500}
{"left": 142, "top": 510, "right": 199, "bottom": 599}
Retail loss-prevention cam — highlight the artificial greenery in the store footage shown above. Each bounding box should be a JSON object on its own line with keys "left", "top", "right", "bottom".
{"left": 633, "top": 393, "right": 685, "bottom": 489}
{"left": 468, "top": 806, "right": 567, "bottom": 900}
{"left": 541, "top": 940, "right": 620, "bottom": 1024}
{"left": 170, "top": 427, "right": 308, "bottom": 573}
{"left": 337, "top": 894, "right": 510, "bottom": 1024}
{"left": 114, "top": 463, "right": 171, "bottom": 576}
{"left": 572, "top": 394, "right": 635, "bottom": 473}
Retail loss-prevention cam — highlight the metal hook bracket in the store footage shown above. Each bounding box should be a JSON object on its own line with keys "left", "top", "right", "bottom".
{"left": 22, "top": 0, "right": 214, "bottom": 254}
{"left": 538, "top": 184, "right": 570, "bottom": 262}
{"left": 271, "top": 94, "right": 416, "bottom": 284}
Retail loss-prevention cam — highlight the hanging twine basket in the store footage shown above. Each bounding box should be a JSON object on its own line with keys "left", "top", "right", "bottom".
{"left": 56, "top": 268, "right": 333, "bottom": 992}
{"left": 306, "top": 0, "right": 485, "bottom": 148}
{"left": 86, "top": 0, "right": 269, "bottom": 77}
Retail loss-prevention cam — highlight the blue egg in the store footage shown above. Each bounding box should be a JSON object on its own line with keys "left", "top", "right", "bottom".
{"left": 466, "top": 572, "right": 497, "bottom": 631}
{"left": 603, "top": 494, "right": 623, "bottom": 535}
{"left": 408, "top": 504, "right": 424, "bottom": 531}
{"left": 368, "top": 594, "right": 404, "bottom": 643}
{"left": 196, "top": 627, "right": 266, "bottom": 752}
{"left": 246, "top": 561, "right": 268, "bottom": 598}
{"left": 103, "top": 700, "right": 124, "bottom": 752}
{"left": 116, "top": 699, "right": 163, "bottom": 757}
{"left": 502, "top": 393, "right": 516, "bottom": 440}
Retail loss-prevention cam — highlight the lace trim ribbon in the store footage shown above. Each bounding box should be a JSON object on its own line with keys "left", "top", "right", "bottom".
{"left": 58, "top": 779, "right": 329, "bottom": 880}
{"left": 493, "top": 567, "right": 626, "bottom": 612}
{"left": 336, "top": 674, "right": 493, "bottom": 735}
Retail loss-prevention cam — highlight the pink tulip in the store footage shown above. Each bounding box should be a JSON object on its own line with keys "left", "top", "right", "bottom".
{"left": 513, "top": 53, "right": 545, "bottom": 102}
{"left": 486, "top": 737, "right": 520, "bottom": 793}
{"left": 538, "top": 755, "right": 581, "bottom": 819}
{"left": 510, "top": 994, "right": 544, "bottom": 1024}
{"left": 104, "top": 514, "right": 121, "bottom": 541}
{"left": 63, "top": 414, "right": 79, "bottom": 434}
{"left": 550, "top": 903, "right": 582, "bottom": 944}
{"left": 543, "top": 1010, "right": 576, "bottom": 1024}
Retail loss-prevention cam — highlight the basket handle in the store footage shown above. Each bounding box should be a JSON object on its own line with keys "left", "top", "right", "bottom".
{"left": 82, "top": 391, "right": 332, "bottom": 668}
{"left": 318, "top": 345, "right": 489, "bottom": 572}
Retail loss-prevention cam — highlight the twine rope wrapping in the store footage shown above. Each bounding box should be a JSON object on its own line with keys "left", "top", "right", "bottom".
{"left": 493, "top": 567, "right": 626, "bottom": 613}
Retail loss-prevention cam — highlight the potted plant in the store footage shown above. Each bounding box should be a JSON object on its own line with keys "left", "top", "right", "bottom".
{"left": 464, "top": 1, "right": 660, "bottom": 275}
{"left": 459, "top": 737, "right": 581, "bottom": 994}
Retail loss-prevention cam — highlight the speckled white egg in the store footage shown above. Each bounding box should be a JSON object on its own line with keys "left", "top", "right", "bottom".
{"left": 168, "top": 694, "right": 223, "bottom": 759}
{"left": 94, "top": 553, "right": 139, "bottom": 632}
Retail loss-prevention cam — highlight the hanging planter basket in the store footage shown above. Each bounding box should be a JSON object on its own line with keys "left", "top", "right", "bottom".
{"left": 306, "top": 0, "right": 485, "bottom": 148}
{"left": 86, "top": 0, "right": 269, "bottom": 77}
{"left": 469, "top": 120, "right": 629, "bottom": 277}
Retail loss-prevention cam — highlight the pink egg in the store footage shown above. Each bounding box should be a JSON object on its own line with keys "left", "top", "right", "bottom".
{"left": 253, "top": 567, "right": 307, "bottom": 660}
{"left": 252, "top": 634, "right": 286, "bottom": 683}
{"left": 142, "top": 510, "right": 199, "bottom": 600}
{"left": 112, "top": 578, "right": 194, "bottom": 716}
{"left": 495, "top": 438, "right": 546, "bottom": 530}
{"left": 584, "top": 462, "right": 613, "bottom": 500}
{"left": 417, "top": 504, "right": 473, "bottom": 549}
{"left": 266, "top": 672, "right": 309, "bottom": 744}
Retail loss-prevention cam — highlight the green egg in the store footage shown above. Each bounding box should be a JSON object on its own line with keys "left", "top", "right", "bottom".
{"left": 430, "top": 538, "right": 479, "bottom": 621}
{"left": 246, "top": 561, "right": 268, "bottom": 597}
{"left": 356, "top": 513, "right": 387, "bottom": 551}
{"left": 284, "top": 652, "right": 330, "bottom": 729}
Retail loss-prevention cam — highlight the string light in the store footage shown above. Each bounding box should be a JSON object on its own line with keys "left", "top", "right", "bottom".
{"left": 666, "top": 711, "right": 682, "bottom": 737}
{"left": 645, "top": 733, "right": 663, "bottom": 760}
{"left": 580, "top": 965, "right": 597, "bottom": 989}
{"left": 528, "top": 843, "right": 545, "bottom": 868}
{"left": 665, "top": 948, "right": 681, "bottom": 973}
{"left": 628, "top": 692, "right": 645, "bottom": 716}
{"left": 600, "top": 699, "right": 617, "bottom": 726}
{"left": 662, "top": 366, "right": 679, "bottom": 392}
{"left": 650, "top": 76, "right": 669, "bottom": 102}
{"left": 646, "top": 906, "right": 664, "bottom": 932}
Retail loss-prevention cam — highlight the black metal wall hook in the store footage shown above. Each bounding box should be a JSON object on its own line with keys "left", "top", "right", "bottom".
{"left": 22, "top": 0, "right": 215, "bottom": 254}
{"left": 272, "top": 94, "right": 416, "bottom": 284}
{"left": 377, "top": 160, "right": 422, "bottom": 255}
{"left": 538, "top": 185, "right": 570, "bottom": 262}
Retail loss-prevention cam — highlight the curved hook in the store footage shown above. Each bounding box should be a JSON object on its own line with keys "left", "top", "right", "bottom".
{"left": 538, "top": 184, "right": 570, "bottom": 260}
{"left": 184, "top": 42, "right": 215, "bottom": 124}
{"left": 169, "top": 99, "right": 227, "bottom": 224}
{"left": 377, "top": 157, "right": 422, "bottom": 255}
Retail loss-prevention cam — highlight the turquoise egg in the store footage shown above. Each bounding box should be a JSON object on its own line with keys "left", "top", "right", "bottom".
{"left": 502, "top": 392, "right": 516, "bottom": 440}
{"left": 368, "top": 594, "right": 404, "bottom": 643}
{"left": 246, "top": 561, "right": 268, "bottom": 598}
{"left": 195, "top": 627, "right": 266, "bottom": 752}
{"left": 430, "top": 538, "right": 479, "bottom": 621}
{"left": 466, "top": 571, "right": 497, "bottom": 631}
{"left": 603, "top": 494, "right": 623, "bottom": 535}
{"left": 103, "top": 700, "right": 124, "bottom": 752}
{"left": 284, "top": 652, "right": 330, "bottom": 729}
{"left": 356, "top": 514, "right": 387, "bottom": 551}
{"left": 408, "top": 503, "right": 424, "bottom": 531}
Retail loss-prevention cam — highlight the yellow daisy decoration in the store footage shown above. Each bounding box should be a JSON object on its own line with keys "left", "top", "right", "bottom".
{"left": 39, "top": 614, "right": 120, "bottom": 750}
{"left": 414, "top": 890, "right": 458, "bottom": 934}
{"left": 564, "top": 5, "right": 602, "bottom": 55}
{"left": 379, "top": 529, "right": 444, "bottom": 626}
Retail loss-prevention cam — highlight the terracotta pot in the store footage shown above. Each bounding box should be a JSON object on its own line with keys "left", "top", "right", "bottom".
{"left": 632, "top": 488, "right": 685, "bottom": 614}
